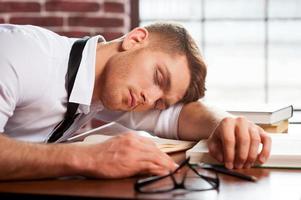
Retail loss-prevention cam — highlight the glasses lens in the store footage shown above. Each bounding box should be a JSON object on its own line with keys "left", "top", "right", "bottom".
{"left": 184, "top": 166, "right": 218, "bottom": 191}
{"left": 138, "top": 175, "right": 175, "bottom": 193}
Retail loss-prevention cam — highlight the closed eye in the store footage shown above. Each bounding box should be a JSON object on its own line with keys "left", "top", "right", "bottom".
{"left": 154, "top": 68, "right": 163, "bottom": 88}
{"left": 154, "top": 65, "right": 171, "bottom": 92}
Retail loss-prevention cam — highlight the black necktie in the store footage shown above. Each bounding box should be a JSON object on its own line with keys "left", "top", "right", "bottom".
{"left": 47, "top": 37, "right": 89, "bottom": 143}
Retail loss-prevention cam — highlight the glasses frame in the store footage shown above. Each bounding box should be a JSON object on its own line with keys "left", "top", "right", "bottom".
{"left": 134, "top": 157, "right": 220, "bottom": 193}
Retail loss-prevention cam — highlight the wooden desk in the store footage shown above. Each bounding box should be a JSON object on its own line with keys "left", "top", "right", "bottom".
{"left": 1, "top": 151, "right": 301, "bottom": 200}
{"left": 1, "top": 123, "right": 301, "bottom": 199}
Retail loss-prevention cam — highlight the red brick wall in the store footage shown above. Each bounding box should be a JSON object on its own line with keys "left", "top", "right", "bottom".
{"left": 0, "top": 0, "right": 133, "bottom": 40}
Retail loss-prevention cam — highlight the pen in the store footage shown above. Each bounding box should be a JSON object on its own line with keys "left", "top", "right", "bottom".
{"left": 198, "top": 163, "right": 258, "bottom": 182}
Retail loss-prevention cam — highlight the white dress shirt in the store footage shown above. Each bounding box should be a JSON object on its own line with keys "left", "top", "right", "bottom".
{"left": 0, "top": 24, "right": 184, "bottom": 143}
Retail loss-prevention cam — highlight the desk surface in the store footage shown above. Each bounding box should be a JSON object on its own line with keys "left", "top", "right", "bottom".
{"left": 1, "top": 152, "right": 301, "bottom": 200}
{"left": 1, "top": 125, "right": 301, "bottom": 200}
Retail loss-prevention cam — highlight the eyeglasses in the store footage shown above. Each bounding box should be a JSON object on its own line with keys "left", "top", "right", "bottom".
{"left": 134, "top": 157, "right": 220, "bottom": 193}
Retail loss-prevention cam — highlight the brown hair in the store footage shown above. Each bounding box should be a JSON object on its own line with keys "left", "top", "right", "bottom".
{"left": 144, "top": 22, "right": 207, "bottom": 104}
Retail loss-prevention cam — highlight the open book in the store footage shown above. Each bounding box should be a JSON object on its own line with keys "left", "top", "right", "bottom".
{"left": 68, "top": 123, "right": 196, "bottom": 154}
{"left": 186, "top": 134, "right": 301, "bottom": 168}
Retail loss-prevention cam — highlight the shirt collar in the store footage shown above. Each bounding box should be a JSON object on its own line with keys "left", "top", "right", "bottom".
{"left": 69, "top": 35, "right": 105, "bottom": 114}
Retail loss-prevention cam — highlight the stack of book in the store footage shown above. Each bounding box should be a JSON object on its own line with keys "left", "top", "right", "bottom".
{"left": 226, "top": 104, "right": 293, "bottom": 133}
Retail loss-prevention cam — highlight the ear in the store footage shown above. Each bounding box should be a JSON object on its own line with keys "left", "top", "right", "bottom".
{"left": 121, "top": 27, "right": 149, "bottom": 51}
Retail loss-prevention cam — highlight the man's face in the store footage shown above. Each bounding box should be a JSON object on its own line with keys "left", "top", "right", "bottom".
{"left": 98, "top": 30, "right": 191, "bottom": 112}
{"left": 99, "top": 48, "right": 190, "bottom": 112}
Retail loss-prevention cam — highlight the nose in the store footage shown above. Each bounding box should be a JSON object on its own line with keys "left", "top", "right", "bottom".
{"left": 141, "top": 85, "right": 163, "bottom": 107}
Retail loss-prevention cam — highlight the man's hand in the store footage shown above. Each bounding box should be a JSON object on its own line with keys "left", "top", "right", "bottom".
{"left": 207, "top": 117, "right": 272, "bottom": 169}
{"left": 0, "top": 132, "right": 177, "bottom": 180}
{"left": 76, "top": 132, "right": 178, "bottom": 178}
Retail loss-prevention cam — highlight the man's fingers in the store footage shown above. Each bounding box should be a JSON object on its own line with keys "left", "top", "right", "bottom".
{"left": 135, "top": 140, "right": 177, "bottom": 172}
{"left": 210, "top": 117, "right": 272, "bottom": 170}
{"left": 116, "top": 133, "right": 177, "bottom": 172}
{"left": 234, "top": 118, "right": 250, "bottom": 169}
{"left": 149, "top": 150, "right": 178, "bottom": 172}
{"left": 258, "top": 129, "right": 272, "bottom": 164}
{"left": 244, "top": 127, "right": 261, "bottom": 168}
{"left": 139, "top": 162, "right": 170, "bottom": 176}
{"left": 219, "top": 118, "right": 236, "bottom": 169}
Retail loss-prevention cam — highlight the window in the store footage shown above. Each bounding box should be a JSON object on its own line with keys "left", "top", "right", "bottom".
{"left": 139, "top": 0, "right": 301, "bottom": 108}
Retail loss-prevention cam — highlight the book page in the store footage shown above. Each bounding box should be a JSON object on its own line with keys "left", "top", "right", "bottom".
{"left": 69, "top": 122, "right": 196, "bottom": 154}
{"left": 269, "top": 134, "right": 301, "bottom": 155}
{"left": 82, "top": 134, "right": 196, "bottom": 153}
{"left": 66, "top": 122, "right": 135, "bottom": 142}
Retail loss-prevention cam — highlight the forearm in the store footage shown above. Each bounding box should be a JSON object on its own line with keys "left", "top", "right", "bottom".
{"left": 0, "top": 132, "right": 178, "bottom": 180}
{"left": 0, "top": 134, "right": 83, "bottom": 180}
{"left": 177, "top": 101, "right": 231, "bottom": 141}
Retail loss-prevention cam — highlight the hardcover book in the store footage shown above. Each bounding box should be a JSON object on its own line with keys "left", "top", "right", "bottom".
{"left": 186, "top": 134, "right": 301, "bottom": 168}
{"left": 226, "top": 104, "right": 293, "bottom": 124}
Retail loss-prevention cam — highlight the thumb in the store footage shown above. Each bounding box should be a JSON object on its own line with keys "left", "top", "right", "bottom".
{"left": 207, "top": 138, "right": 224, "bottom": 163}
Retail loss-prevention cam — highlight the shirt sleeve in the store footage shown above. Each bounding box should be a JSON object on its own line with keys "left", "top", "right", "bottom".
{"left": 0, "top": 59, "right": 19, "bottom": 133}
{"left": 95, "top": 103, "right": 184, "bottom": 139}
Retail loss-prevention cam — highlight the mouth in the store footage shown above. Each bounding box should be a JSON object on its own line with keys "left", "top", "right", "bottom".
{"left": 128, "top": 89, "right": 137, "bottom": 108}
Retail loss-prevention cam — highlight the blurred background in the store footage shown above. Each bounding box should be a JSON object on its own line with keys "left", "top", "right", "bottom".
{"left": 0, "top": 0, "right": 300, "bottom": 110}
{"left": 140, "top": 0, "right": 301, "bottom": 109}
